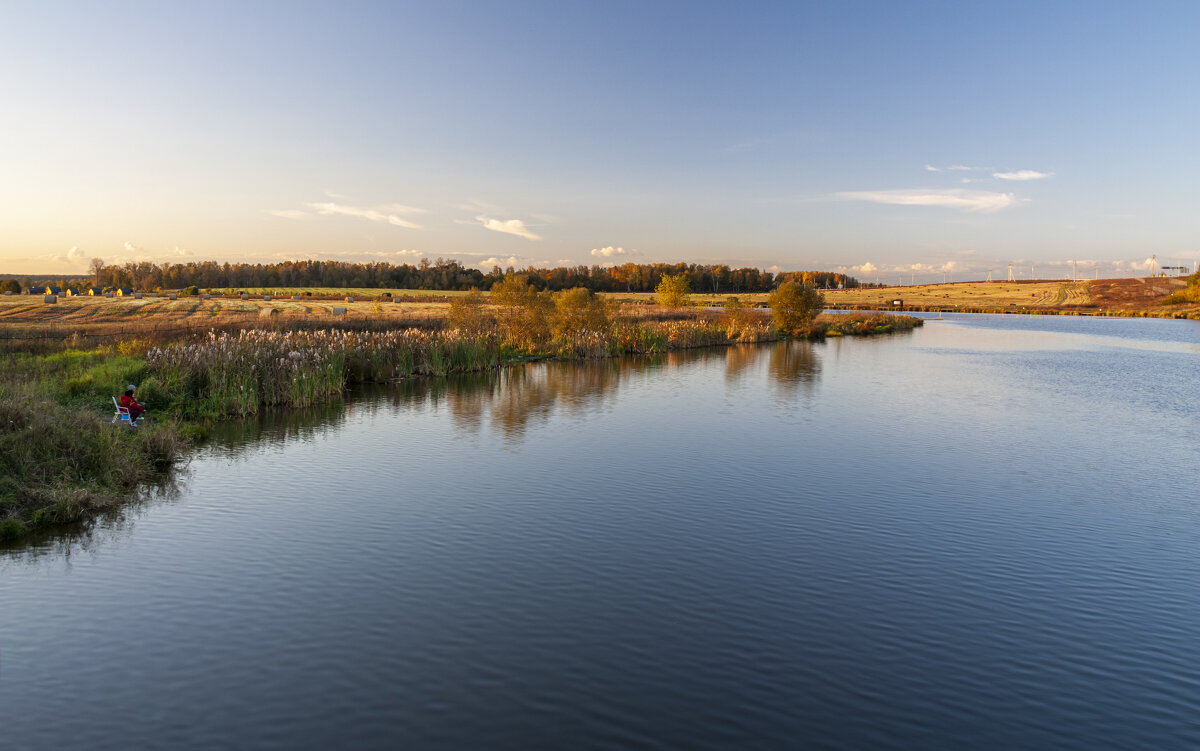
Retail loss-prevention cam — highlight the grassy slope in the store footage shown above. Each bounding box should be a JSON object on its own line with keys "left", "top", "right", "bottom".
{"left": 0, "top": 347, "right": 187, "bottom": 541}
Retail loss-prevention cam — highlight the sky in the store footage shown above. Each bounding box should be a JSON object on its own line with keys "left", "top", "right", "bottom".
{"left": 1, "top": 1, "right": 1197, "bottom": 282}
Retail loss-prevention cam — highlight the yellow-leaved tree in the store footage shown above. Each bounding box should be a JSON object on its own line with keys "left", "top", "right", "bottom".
{"left": 768, "top": 280, "right": 825, "bottom": 335}
{"left": 655, "top": 273, "right": 691, "bottom": 308}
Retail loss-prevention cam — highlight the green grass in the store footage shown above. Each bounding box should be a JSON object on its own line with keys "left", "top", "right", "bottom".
{"left": 0, "top": 348, "right": 188, "bottom": 542}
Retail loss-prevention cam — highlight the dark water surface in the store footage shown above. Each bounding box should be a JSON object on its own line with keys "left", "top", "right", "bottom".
{"left": 3, "top": 314, "right": 1199, "bottom": 749}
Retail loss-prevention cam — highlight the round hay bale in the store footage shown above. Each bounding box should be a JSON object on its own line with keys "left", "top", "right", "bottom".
{"left": 333, "top": 306, "right": 347, "bottom": 315}
{"left": 259, "top": 307, "right": 279, "bottom": 318}
{"left": 44, "top": 294, "right": 58, "bottom": 303}
{"left": 345, "top": 296, "right": 354, "bottom": 303}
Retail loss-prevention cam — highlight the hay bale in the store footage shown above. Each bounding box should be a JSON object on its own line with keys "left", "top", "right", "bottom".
{"left": 333, "top": 306, "right": 347, "bottom": 315}
{"left": 133, "top": 292, "right": 143, "bottom": 299}
{"left": 259, "top": 307, "right": 279, "bottom": 318}
{"left": 264, "top": 295, "right": 272, "bottom": 301}
{"left": 4, "top": 291, "right": 12, "bottom": 296}
{"left": 241, "top": 293, "right": 249, "bottom": 300}
{"left": 104, "top": 292, "right": 114, "bottom": 298}
{"left": 168, "top": 293, "right": 178, "bottom": 300}
{"left": 291, "top": 295, "right": 299, "bottom": 300}
{"left": 345, "top": 296, "right": 354, "bottom": 303}
{"left": 202, "top": 293, "right": 211, "bottom": 299}
{"left": 44, "top": 294, "right": 58, "bottom": 303}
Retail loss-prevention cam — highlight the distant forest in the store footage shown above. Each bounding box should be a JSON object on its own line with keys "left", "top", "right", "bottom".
{"left": 58, "top": 259, "right": 868, "bottom": 293}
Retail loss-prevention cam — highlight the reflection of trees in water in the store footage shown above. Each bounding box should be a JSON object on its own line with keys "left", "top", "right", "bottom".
{"left": 464, "top": 359, "right": 627, "bottom": 438}
{"left": 724, "top": 344, "right": 762, "bottom": 383}
{"left": 768, "top": 341, "right": 821, "bottom": 392}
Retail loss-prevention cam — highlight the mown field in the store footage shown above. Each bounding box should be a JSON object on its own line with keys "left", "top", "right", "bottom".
{"left": 826, "top": 277, "right": 1196, "bottom": 316}
{"left": 0, "top": 275, "right": 1195, "bottom": 344}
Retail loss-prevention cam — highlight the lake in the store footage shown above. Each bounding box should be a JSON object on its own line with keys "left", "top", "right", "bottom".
{"left": 3, "top": 314, "right": 1199, "bottom": 749}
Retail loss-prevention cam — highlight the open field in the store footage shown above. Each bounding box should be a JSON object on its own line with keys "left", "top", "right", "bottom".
{"left": 0, "top": 276, "right": 1195, "bottom": 344}
{"left": 823, "top": 277, "right": 1197, "bottom": 317}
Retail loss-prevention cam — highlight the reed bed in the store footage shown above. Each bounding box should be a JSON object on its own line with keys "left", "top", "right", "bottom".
{"left": 145, "top": 310, "right": 923, "bottom": 417}
{"left": 148, "top": 328, "right": 501, "bottom": 417}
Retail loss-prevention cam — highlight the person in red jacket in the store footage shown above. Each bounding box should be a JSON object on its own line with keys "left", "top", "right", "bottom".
{"left": 119, "top": 385, "right": 146, "bottom": 422}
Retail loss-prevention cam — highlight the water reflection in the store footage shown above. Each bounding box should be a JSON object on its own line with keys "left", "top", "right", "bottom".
{"left": 767, "top": 340, "right": 821, "bottom": 392}
{"left": 203, "top": 398, "right": 352, "bottom": 455}
{"left": 382, "top": 343, "right": 821, "bottom": 440}
{"left": 5, "top": 344, "right": 822, "bottom": 552}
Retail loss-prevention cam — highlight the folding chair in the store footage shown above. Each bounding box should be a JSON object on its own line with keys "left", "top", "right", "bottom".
{"left": 112, "top": 396, "right": 138, "bottom": 426}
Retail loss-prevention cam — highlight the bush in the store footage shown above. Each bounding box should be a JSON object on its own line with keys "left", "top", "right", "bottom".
{"left": 769, "top": 281, "right": 825, "bottom": 335}
{"left": 551, "top": 287, "right": 611, "bottom": 339}
{"left": 490, "top": 274, "right": 552, "bottom": 352}
{"left": 656, "top": 273, "right": 691, "bottom": 308}
{"left": 447, "top": 289, "right": 493, "bottom": 335}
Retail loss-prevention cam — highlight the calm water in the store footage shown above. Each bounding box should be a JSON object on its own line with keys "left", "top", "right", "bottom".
{"left": 3, "top": 314, "right": 1199, "bottom": 749}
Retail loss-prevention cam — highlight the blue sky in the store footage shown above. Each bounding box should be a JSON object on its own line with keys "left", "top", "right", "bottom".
{"left": 2, "top": 1, "right": 1196, "bottom": 281}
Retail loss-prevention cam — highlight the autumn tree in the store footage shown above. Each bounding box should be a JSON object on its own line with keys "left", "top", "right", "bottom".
{"left": 489, "top": 274, "right": 552, "bottom": 351}
{"left": 551, "top": 287, "right": 611, "bottom": 339}
{"left": 656, "top": 273, "right": 691, "bottom": 307}
{"left": 447, "top": 289, "right": 493, "bottom": 335}
{"left": 722, "top": 296, "right": 750, "bottom": 336}
{"left": 768, "top": 280, "right": 825, "bottom": 335}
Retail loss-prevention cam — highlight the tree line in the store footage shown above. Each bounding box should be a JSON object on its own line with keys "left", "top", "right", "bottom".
{"left": 6, "top": 258, "right": 868, "bottom": 294}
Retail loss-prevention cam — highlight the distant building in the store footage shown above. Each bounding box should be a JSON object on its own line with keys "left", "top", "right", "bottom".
{"left": 115, "top": 288, "right": 133, "bottom": 296}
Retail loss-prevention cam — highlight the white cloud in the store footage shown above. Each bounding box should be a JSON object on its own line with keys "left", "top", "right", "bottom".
{"left": 590, "top": 246, "right": 637, "bottom": 258}
{"left": 124, "top": 241, "right": 141, "bottom": 252}
{"left": 475, "top": 215, "right": 541, "bottom": 241}
{"left": 67, "top": 246, "right": 87, "bottom": 261}
{"left": 836, "top": 189, "right": 1022, "bottom": 212}
{"left": 853, "top": 262, "right": 878, "bottom": 274}
{"left": 477, "top": 256, "right": 522, "bottom": 269}
{"left": 993, "top": 169, "right": 1052, "bottom": 181}
{"left": 307, "top": 202, "right": 423, "bottom": 229}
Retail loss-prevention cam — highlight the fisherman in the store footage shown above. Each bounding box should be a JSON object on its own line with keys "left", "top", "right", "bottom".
{"left": 119, "top": 385, "right": 146, "bottom": 422}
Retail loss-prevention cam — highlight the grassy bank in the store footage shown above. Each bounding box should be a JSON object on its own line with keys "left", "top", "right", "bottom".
{"left": 0, "top": 345, "right": 188, "bottom": 542}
